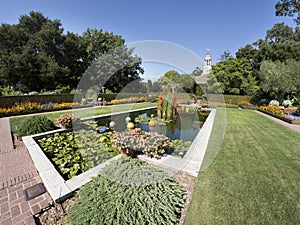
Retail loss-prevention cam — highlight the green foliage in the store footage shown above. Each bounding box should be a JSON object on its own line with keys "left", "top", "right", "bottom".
{"left": 37, "top": 121, "right": 118, "bottom": 179}
{"left": 259, "top": 59, "right": 300, "bottom": 101}
{"left": 112, "top": 128, "right": 170, "bottom": 158}
{"left": 17, "top": 116, "right": 56, "bottom": 137}
{"left": 0, "top": 11, "right": 137, "bottom": 93}
{"left": 0, "top": 86, "right": 23, "bottom": 96}
{"left": 168, "top": 139, "right": 192, "bottom": 157}
{"left": 275, "top": 0, "right": 300, "bottom": 25}
{"left": 209, "top": 57, "right": 259, "bottom": 95}
{"left": 66, "top": 158, "right": 185, "bottom": 225}
{"left": 79, "top": 46, "right": 143, "bottom": 93}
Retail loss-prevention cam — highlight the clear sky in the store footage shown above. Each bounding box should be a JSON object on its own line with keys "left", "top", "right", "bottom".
{"left": 0, "top": 0, "right": 296, "bottom": 80}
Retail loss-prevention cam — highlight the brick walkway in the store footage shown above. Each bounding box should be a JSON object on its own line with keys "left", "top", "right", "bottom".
{"left": 0, "top": 118, "right": 51, "bottom": 225}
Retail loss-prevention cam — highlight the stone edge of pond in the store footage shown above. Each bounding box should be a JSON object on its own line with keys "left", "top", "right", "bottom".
{"left": 138, "top": 108, "right": 216, "bottom": 177}
{"left": 22, "top": 107, "right": 215, "bottom": 202}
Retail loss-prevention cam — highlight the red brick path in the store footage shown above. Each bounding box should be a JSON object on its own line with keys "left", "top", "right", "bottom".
{"left": 0, "top": 118, "right": 51, "bottom": 225}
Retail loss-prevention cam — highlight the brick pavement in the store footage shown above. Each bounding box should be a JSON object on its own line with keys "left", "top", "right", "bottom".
{"left": 0, "top": 118, "right": 52, "bottom": 225}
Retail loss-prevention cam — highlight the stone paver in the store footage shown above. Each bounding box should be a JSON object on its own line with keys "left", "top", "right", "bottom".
{"left": 0, "top": 117, "right": 52, "bottom": 225}
{"left": 255, "top": 110, "right": 300, "bottom": 133}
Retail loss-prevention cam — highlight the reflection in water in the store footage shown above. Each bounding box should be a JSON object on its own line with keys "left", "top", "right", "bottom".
{"left": 96, "top": 108, "right": 209, "bottom": 141}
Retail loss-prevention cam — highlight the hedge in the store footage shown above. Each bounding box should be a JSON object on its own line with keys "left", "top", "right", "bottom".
{"left": 207, "top": 94, "right": 254, "bottom": 104}
{"left": 0, "top": 93, "right": 152, "bottom": 108}
{"left": 0, "top": 94, "right": 84, "bottom": 108}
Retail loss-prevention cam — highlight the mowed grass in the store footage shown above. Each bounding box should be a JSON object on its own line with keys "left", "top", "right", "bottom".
{"left": 185, "top": 109, "right": 300, "bottom": 225}
{"left": 10, "top": 102, "right": 156, "bottom": 132}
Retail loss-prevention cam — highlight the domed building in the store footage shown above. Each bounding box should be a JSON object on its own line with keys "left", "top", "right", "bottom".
{"left": 194, "top": 50, "right": 212, "bottom": 84}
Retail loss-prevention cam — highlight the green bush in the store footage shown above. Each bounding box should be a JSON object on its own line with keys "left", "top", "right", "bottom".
{"left": 18, "top": 116, "right": 56, "bottom": 137}
{"left": 66, "top": 158, "right": 185, "bottom": 225}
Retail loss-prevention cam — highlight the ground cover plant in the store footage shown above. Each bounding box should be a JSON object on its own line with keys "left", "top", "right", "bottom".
{"left": 66, "top": 158, "right": 185, "bottom": 225}
{"left": 184, "top": 109, "right": 300, "bottom": 225}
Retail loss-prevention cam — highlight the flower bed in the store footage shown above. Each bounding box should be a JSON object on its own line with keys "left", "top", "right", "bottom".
{"left": 238, "top": 101, "right": 258, "bottom": 110}
{"left": 258, "top": 106, "right": 300, "bottom": 125}
{"left": 0, "top": 101, "right": 81, "bottom": 117}
{"left": 211, "top": 102, "right": 239, "bottom": 109}
{"left": 111, "top": 96, "right": 147, "bottom": 104}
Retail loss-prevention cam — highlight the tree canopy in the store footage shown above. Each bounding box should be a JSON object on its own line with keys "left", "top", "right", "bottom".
{"left": 276, "top": 0, "right": 300, "bottom": 25}
{"left": 259, "top": 59, "right": 300, "bottom": 101}
{"left": 0, "top": 11, "right": 142, "bottom": 94}
{"left": 209, "top": 57, "right": 259, "bottom": 95}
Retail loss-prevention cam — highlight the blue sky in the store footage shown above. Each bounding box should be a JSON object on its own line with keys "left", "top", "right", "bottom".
{"left": 0, "top": 0, "right": 296, "bottom": 80}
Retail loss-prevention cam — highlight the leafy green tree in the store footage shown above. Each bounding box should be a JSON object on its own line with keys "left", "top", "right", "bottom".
{"left": 0, "top": 11, "right": 141, "bottom": 94}
{"left": 80, "top": 46, "right": 143, "bottom": 93}
{"left": 219, "top": 49, "right": 232, "bottom": 61}
{"left": 178, "top": 74, "right": 197, "bottom": 93}
{"left": 259, "top": 59, "right": 300, "bottom": 101}
{"left": 161, "top": 70, "right": 181, "bottom": 81}
{"left": 210, "top": 57, "right": 259, "bottom": 95}
{"left": 146, "top": 79, "right": 152, "bottom": 93}
{"left": 192, "top": 66, "right": 203, "bottom": 76}
{"left": 266, "top": 22, "right": 294, "bottom": 43}
{"left": 276, "top": 0, "right": 300, "bottom": 25}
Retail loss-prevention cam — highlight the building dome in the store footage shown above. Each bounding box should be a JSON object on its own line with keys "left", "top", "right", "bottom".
{"left": 205, "top": 54, "right": 211, "bottom": 60}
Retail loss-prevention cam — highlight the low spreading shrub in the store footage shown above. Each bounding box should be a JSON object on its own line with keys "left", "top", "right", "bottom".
{"left": 66, "top": 158, "right": 185, "bottom": 225}
{"left": 17, "top": 116, "right": 56, "bottom": 138}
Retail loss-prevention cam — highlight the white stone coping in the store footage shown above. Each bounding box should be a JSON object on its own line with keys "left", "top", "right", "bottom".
{"left": 138, "top": 108, "right": 216, "bottom": 177}
{"left": 23, "top": 107, "right": 215, "bottom": 202}
{"left": 23, "top": 133, "right": 122, "bottom": 202}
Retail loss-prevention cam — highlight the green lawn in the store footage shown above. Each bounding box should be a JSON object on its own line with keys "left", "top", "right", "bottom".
{"left": 185, "top": 109, "right": 300, "bottom": 225}
{"left": 10, "top": 102, "right": 156, "bottom": 132}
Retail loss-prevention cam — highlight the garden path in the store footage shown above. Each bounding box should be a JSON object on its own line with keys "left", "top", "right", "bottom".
{"left": 0, "top": 117, "right": 51, "bottom": 225}
{"left": 255, "top": 110, "right": 300, "bottom": 133}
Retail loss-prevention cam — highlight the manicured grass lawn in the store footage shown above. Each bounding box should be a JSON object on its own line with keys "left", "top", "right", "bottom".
{"left": 10, "top": 102, "right": 156, "bottom": 132}
{"left": 185, "top": 109, "right": 300, "bottom": 225}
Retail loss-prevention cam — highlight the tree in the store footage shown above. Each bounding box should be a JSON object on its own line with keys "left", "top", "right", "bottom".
{"left": 177, "top": 74, "right": 197, "bottom": 93}
{"left": 219, "top": 50, "right": 232, "bottom": 61}
{"left": 266, "top": 22, "right": 294, "bottom": 43}
{"left": 209, "top": 57, "right": 259, "bottom": 95}
{"left": 146, "top": 79, "right": 152, "bottom": 93}
{"left": 79, "top": 46, "right": 143, "bottom": 93}
{"left": 259, "top": 59, "right": 300, "bottom": 101}
{"left": 0, "top": 12, "right": 70, "bottom": 92}
{"left": 275, "top": 0, "right": 300, "bottom": 25}
{"left": 161, "top": 70, "right": 181, "bottom": 81}
{"left": 0, "top": 11, "right": 138, "bottom": 93}
{"left": 192, "top": 66, "right": 203, "bottom": 76}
